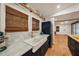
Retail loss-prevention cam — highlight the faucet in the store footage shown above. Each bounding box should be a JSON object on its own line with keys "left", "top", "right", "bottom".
{"left": 31, "top": 32, "right": 33, "bottom": 37}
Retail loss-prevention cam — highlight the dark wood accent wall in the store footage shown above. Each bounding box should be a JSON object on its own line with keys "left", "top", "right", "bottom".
{"left": 5, "top": 6, "right": 28, "bottom": 32}
{"left": 32, "top": 18, "right": 39, "bottom": 31}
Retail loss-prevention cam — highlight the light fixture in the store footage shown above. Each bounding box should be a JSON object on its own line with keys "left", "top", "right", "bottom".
{"left": 57, "top": 5, "right": 60, "bottom": 8}
{"left": 60, "top": 22, "right": 64, "bottom": 24}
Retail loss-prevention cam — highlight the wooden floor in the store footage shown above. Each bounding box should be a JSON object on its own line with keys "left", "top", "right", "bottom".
{"left": 45, "top": 35, "right": 72, "bottom": 56}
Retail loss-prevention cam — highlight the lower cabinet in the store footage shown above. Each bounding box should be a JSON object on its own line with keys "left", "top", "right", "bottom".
{"left": 22, "top": 49, "right": 32, "bottom": 56}
{"left": 32, "top": 39, "right": 49, "bottom": 56}
{"left": 22, "top": 39, "right": 49, "bottom": 56}
{"left": 47, "top": 35, "right": 52, "bottom": 48}
{"left": 41, "top": 39, "right": 49, "bottom": 56}
{"left": 68, "top": 36, "right": 79, "bottom": 56}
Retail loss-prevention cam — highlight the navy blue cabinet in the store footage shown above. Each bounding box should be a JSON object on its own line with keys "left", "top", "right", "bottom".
{"left": 22, "top": 49, "right": 32, "bottom": 56}
{"left": 33, "top": 39, "right": 49, "bottom": 56}
{"left": 47, "top": 35, "right": 52, "bottom": 48}
{"left": 42, "top": 21, "right": 53, "bottom": 47}
{"left": 22, "top": 40, "right": 49, "bottom": 56}
{"left": 41, "top": 39, "right": 49, "bottom": 56}
{"left": 32, "top": 47, "right": 41, "bottom": 56}
{"left": 42, "top": 21, "right": 51, "bottom": 34}
{"left": 68, "top": 36, "right": 79, "bottom": 56}
{"left": 22, "top": 39, "right": 49, "bottom": 56}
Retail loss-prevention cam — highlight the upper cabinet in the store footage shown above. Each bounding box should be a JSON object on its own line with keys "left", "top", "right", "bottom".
{"left": 5, "top": 6, "right": 28, "bottom": 32}
{"left": 32, "top": 18, "right": 40, "bottom": 31}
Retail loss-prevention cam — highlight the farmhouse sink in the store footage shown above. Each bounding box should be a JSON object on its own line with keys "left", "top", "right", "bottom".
{"left": 24, "top": 35, "right": 49, "bottom": 53}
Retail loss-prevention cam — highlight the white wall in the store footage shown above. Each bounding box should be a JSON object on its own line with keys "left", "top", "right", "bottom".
{"left": 0, "top": 3, "right": 43, "bottom": 46}
{"left": 55, "top": 22, "right": 71, "bottom": 35}
{"left": 0, "top": 3, "right": 43, "bottom": 32}
{"left": 4, "top": 3, "right": 42, "bottom": 32}
{"left": 51, "top": 4, "right": 79, "bottom": 35}
{"left": 0, "top": 4, "right": 1, "bottom": 29}
{"left": 0, "top": 4, "right": 5, "bottom": 32}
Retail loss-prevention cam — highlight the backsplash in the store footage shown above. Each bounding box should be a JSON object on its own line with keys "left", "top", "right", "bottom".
{"left": 32, "top": 31, "right": 41, "bottom": 37}
{"left": 5, "top": 31, "right": 41, "bottom": 47}
{"left": 5, "top": 32, "right": 31, "bottom": 47}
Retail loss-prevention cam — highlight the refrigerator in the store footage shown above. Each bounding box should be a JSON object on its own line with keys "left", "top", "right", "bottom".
{"left": 41, "top": 21, "right": 53, "bottom": 48}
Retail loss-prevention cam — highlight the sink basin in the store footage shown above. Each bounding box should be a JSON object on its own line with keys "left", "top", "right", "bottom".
{"left": 24, "top": 35, "right": 49, "bottom": 46}
{"left": 24, "top": 35, "right": 49, "bottom": 53}
{"left": 24, "top": 37, "right": 42, "bottom": 46}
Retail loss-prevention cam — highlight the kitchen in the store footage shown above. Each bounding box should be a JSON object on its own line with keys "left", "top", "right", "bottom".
{"left": 0, "top": 3, "right": 79, "bottom": 56}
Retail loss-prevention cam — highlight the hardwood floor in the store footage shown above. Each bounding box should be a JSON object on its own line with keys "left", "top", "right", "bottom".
{"left": 45, "top": 34, "right": 72, "bottom": 56}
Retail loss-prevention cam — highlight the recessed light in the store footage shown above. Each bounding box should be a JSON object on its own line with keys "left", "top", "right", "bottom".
{"left": 57, "top": 5, "right": 60, "bottom": 8}
{"left": 60, "top": 22, "right": 64, "bottom": 24}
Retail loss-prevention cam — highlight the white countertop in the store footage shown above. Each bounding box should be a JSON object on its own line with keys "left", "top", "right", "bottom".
{"left": 0, "top": 34, "right": 49, "bottom": 56}
{"left": 0, "top": 41, "right": 32, "bottom": 56}
{"left": 24, "top": 34, "right": 49, "bottom": 53}
{"left": 69, "top": 35, "right": 79, "bottom": 42}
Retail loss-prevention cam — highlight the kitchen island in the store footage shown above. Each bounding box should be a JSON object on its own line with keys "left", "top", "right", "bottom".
{"left": 68, "top": 35, "right": 79, "bottom": 56}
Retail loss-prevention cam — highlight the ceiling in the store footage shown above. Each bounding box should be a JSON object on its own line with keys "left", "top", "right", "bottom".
{"left": 28, "top": 3, "right": 78, "bottom": 19}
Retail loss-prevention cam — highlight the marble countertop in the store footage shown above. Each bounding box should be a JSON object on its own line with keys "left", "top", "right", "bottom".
{"left": 0, "top": 34, "right": 49, "bottom": 56}
{"left": 24, "top": 34, "right": 49, "bottom": 53}
{"left": 69, "top": 35, "right": 79, "bottom": 42}
{"left": 0, "top": 41, "right": 32, "bottom": 56}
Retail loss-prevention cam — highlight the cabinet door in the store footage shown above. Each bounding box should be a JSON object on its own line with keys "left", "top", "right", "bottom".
{"left": 68, "top": 36, "right": 79, "bottom": 56}
{"left": 22, "top": 49, "right": 32, "bottom": 56}
{"left": 41, "top": 45, "right": 45, "bottom": 56}
{"left": 74, "top": 42, "right": 79, "bottom": 56}
{"left": 68, "top": 36, "right": 75, "bottom": 55}
{"left": 32, "top": 47, "right": 41, "bottom": 56}
{"left": 41, "top": 40, "right": 49, "bottom": 56}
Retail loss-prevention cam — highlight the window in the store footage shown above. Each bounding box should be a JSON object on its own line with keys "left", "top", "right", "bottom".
{"left": 75, "top": 22, "right": 79, "bottom": 34}
{"left": 71, "top": 21, "right": 79, "bottom": 35}
{"left": 6, "top": 6, "right": 28, "bottom": 32}
{"left": 32, "top": 18, "right": 39, "bottom": 31}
